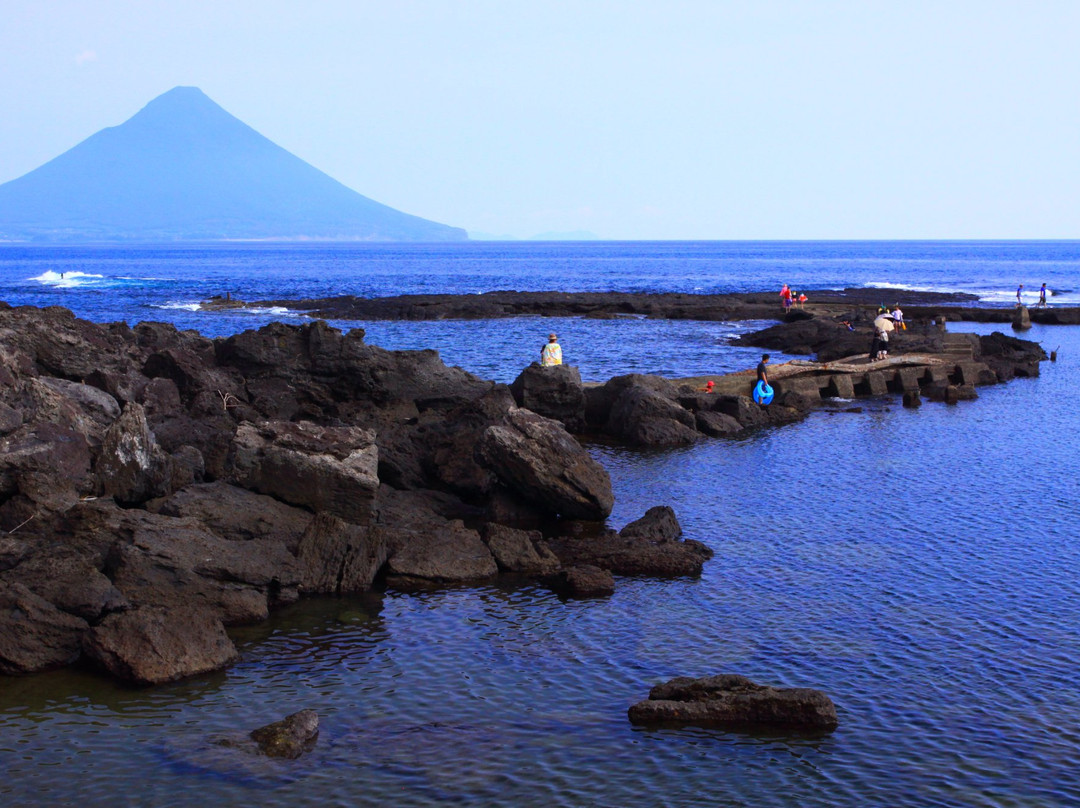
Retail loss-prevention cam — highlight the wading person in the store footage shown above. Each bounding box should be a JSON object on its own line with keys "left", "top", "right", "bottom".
{"left": 540, "top": 333, "right": 562, "bottom": 366}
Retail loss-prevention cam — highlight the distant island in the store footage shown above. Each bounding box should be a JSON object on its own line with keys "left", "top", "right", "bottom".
{"left": 467, "top": 230, "right": 601, "bottom": 241}
{"left": 0, "top": 86, "right": 466, "bottom": 242}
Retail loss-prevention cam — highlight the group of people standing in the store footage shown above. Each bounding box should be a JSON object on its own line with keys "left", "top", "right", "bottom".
{"left": 779, "top": 284, "right": 807, "bottom": 313}
{"left": 1017, "top": 283, "right": 1050, "bottom": 308}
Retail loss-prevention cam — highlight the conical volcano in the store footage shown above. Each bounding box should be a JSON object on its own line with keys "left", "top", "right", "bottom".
{"left": 0, "top": 87, "right": 466, "bottom": 242}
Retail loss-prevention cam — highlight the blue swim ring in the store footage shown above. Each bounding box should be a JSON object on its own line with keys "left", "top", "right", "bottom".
{"left": 753, "top": 381, "right": 774, "bottom": 405}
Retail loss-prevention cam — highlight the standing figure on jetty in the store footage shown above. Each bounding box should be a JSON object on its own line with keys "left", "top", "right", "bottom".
{"left": 540, "top": 333, "right": 563, "bottom": 366}
{"left": 1038, "top": 284, "right": 1048, "bottom": 307}
{"left": 1016, "top": 284, "right": 1024, "bottom": 306}
{"left": 757, "top": 354, "right": 770, "bottom": 386}
{"left": 797, "top": 292, "right": 808, "bottom": 309}
{"left": 871, "top": 314, "right": 894, "bottom": 361}
{"left": 891, "top": 304, "right": 905, "bottom": 330}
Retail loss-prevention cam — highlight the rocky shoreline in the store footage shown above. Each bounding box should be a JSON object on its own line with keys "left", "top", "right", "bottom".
{"left": 0, "top": 297, "right": 1050, "bottom": 686}
{"left": 244, "top": 287, "right": 1080, "bottom": 325}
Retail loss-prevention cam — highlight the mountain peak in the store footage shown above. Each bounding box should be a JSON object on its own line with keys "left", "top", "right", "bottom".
{"left": 0, "top": 89, "right": 466, "bottom": 242}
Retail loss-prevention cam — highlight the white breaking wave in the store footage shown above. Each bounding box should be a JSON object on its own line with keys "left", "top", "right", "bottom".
{"left": 31, "top": 270, "right": 105, "bottom": 287}
{"left": 243, "top": 306, "right": 298, "bottom": 316}
{"left": 152, "top": 302, "right": 301, "bottom": 316}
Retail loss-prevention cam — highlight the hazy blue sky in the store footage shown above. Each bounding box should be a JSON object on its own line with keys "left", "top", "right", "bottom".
{"left": 1, "top": 1, "right": 1077, "bottom": 239}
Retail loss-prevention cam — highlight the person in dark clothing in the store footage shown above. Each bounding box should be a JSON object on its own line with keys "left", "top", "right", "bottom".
{"left": 757, "top": 354, "right": 770, "bottom": 385}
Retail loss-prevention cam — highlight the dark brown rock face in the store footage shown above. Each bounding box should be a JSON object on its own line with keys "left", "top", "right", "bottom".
{"left": 628, "top": 674, "right": 838, "bottom": 729}
{"left": 548, "top": 564, "right": 615, "bottom": 597}
{"left": 0, "top": 583, "right": 89, "bottom": 674}
{"left": 82, "top": 606, "right": 239, "bottom": 685}
{"left": 483, "top": 523, "right": 560, "bottom": 574}
{"left": 546, "top": 509, "right": 712, "bottom": 577}
{"left": 509, "top": 363, "right": 587, "bottom": 432}
{"left": 228, "top": 421, "right": 379, "bottom": 525}
{"left": 477, "top": 408, "right": 614, "bottom": 520}
{"left": 295, "top": 513, "right": 388, "bottom": 594}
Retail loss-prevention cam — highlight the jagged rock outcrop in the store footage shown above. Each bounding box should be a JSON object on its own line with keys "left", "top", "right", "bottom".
{"left": 628, "top": 674, "right": 838, "bottom": 729}
{"left": 476, "top": 408, "right": 614, "bottom": 520}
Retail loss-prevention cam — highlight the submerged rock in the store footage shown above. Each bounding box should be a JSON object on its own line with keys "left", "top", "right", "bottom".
{"left": 628, "top": 673, "right": 838, "bottom": 729}
{"left": 249, "top": 710, "right": 320, "bottom": 759}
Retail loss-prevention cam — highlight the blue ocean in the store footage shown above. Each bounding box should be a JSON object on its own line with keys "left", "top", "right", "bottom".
{"left": 1, "top": 241, "right": 1078, "bottom": 807}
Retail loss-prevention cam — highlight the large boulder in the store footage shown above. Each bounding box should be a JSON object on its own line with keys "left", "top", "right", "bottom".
{"left": 384, "top": 520, "right": 497, "bottom": 584}
{"left": 476, "top": 408, "right": 613, "bottom": 520}
{"left": 295, "top": 513, "right": 389, "bottom": 594}
{"left": 0, "top": 582, "right": 89, "bottom": 674}
{"left": 509, "top": 363, "right": 586, "bottom": 432}
{"left": 83, "top": 606, "right": 239, "bottom": 685}
{"left": 105, "top": 510, "right": 301, "bottom": 624}
{"left": 628, "top": 674, "right": 839, "bottom": 729}
{"left": 229, "top": 421, "right": 378, "bottom": 525}
{"left": 607, "top": 385, "right": 701, "bottom": 446}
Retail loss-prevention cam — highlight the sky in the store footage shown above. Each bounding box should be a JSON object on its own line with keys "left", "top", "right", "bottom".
{"left": 1, "top": 0, "right": 1078, "bottom": 240}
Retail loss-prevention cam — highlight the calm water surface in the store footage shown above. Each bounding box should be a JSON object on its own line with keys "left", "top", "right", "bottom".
{"left": 0, "top": 243, "right": 1078, "bottom": 806}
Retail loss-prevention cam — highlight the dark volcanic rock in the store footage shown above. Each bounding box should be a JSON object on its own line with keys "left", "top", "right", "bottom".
{"left": 105, "top": 509, "right": 301, "bottom": 623}
{"left": 548, "top": 564, "right": 615, "bottom": 597}
{"left": 228, "top": 420, "right": 378, "bottom": 525}
{"left": 0, "top": 545, "right": 127, "bottom": 622}
{"left": 607, "top": 385, "right": 701, "bottom": 447}
{"left": 83, "top": 606, "right": 239, "bottom": 685}
{"left": 483, "top": 523, "right": 560, "bottom": 575}
{"left": 95, "top": 402, "right": 173, "bottom": 504}
{"left": 295, "top": 512, "right": 388, "bottom": 594}
{"left": 509, "top": 363, "right": 586, "bottom": 432}
{"left": 620, "top": 506, "right": 682, "bottom": 542}
{"left": 476, "top": 408, "right": 614, "bottom": 520}
{"left": 628, "top": 673, "right": 838, "bottom": 729}
{"left": 0, "top": 582, "right": 89, "bottom": 674}
{"left": 546, "top": 509, "right": 712, "bottom": 577}
{"left": 148, "top": 481, "right": 313, "bottom": 553}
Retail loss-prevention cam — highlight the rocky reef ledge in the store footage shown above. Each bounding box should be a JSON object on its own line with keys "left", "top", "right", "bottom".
{"left": 242, "top": 287, "right": 1080, "bottom": 325}
{"left": 0, "top": 303, "right": 710, "bottom": 685}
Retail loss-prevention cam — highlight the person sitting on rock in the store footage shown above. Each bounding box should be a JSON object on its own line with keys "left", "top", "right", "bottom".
{"left": 540, "top": 333, "right": 563, "bottom": 366}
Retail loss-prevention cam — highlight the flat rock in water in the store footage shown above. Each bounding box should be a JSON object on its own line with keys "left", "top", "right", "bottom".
{"left": 628, "top": 673, "right": 838, "bottom": 729}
